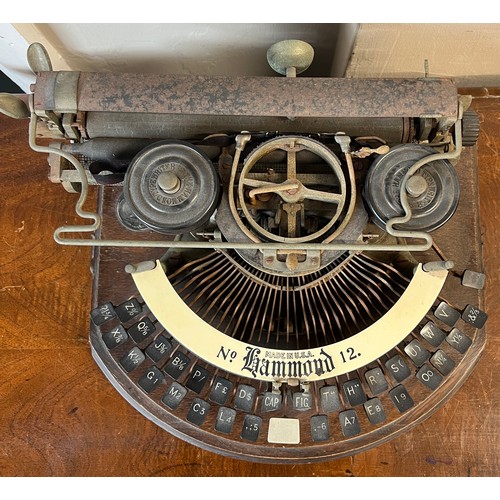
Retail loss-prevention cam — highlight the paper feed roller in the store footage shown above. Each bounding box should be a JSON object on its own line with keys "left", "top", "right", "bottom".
{"left": 32, "top": 72, "right": 460, "bottom": 144}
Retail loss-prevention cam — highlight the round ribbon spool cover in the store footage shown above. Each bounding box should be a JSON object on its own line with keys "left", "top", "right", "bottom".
{"left": 363, "top": 144, "right": 460, "bottom": 232}
{"left": 123, "top": 140, "right": 220, "bottom": 234}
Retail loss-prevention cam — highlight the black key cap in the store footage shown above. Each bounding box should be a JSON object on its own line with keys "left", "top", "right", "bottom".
{"left": 434, "top": 301, "right": 461, "bottom": 327}
{"left": 161, "top": 382, "right": 187, "bottom": 409}
{"left": 446, "top": 327, "right": 472, "bottom": 354}
{"left": 416, "top": 363, "right": 443, "bottom": 390}
{"left": 420, "top": 321, "right": 446, "bottom": 347}
{"left": 342, "top": 379, "right": 367, "bottom": 406}
{"left": 186, "top": 365, "right": 210, "bottom": 394}
{"left": 187, "top": 398, "right": 210, "bottom": 426}
{"left": 115, "top": 298, "right": 142, "bottom": 323}
{"left": 102, "top": 324, "right": 128, "bottom": 349}
{"left": 462, "top": 304, "right": 488, "bottom": 329}
{"left": 138, "top": 366, "right": 164, "bottom": 393}
{"left": 339, "top": 409, "right": 361, "bottom": 437}
{"left": 364, "top": 398, "right": 386, "bottom": 425}
{"left": 461, "top": 270, "right": 486, "bottom": 290}
{"left": 119, "top": 346, "right": 145, "bottom": 373}
{"left": 234, "top": 384, "right": 256, "bottom": 412}
{"left": 292, "top": 391, "right": 313, "bottom": 411}
{"left": 319, "top": 385, "right": 343, "bottom": 413}
{"left": 90, "top": 302, "right": 116, "bottom": 326}
{"left": 128, "top": 317, "right": 156, "bottom": 343}
{"left": 241, "top": 415, "right": 262, "bottom": 442}
{"left": 209, "top": 377, "right": 233, "bottom": 405}
{"left": 389, "top": 385, "right": 414, "bottom": 413}
{"left": 430, "top": 349, "right": 455, "bottom": 376}
{"left": 145, "top": 334, "right": 172, "bottom": 362}
{"left": 164, "top": 351, "right": 191, "bottom": 379}
{"left": 364, "top": 368, "right": 388, "bottom": 395}
{"left": 261, "top": 392, "right": 282, "bottom": 413}
{"left": 385, "top": 354, "right": 411, "bottom": 382}
{"left": 215, "top": 407, "right": 237, "bottom": 434}
{"left": 310, "top": 415, "right": 330, "bottom": 442}
{"left": 404, "top": 339, "right": 430, "bottom": 367}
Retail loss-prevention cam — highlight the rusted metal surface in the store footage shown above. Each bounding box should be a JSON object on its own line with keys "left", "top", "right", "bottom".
{"left": 33, "top": 72, "right": 459, "bottom": 118}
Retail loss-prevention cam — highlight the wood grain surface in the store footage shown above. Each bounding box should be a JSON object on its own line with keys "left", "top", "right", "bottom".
{"left": 0, "top": 94, "right": 498, "bottom": 477}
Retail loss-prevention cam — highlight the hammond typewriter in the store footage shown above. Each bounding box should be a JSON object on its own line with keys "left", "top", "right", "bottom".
{"left": 0, "top": 40, "right": 487, "bottom": 463}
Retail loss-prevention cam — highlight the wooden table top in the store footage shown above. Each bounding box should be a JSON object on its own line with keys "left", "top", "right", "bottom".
{"left": 0, "top": 92, "right": 498, "bottom": 477}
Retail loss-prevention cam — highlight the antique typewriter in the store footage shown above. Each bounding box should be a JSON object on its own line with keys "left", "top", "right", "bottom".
{"left": 0, "top": 40, "right": 487, "bottom": 463}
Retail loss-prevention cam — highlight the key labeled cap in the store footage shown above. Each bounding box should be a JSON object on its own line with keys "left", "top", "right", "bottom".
{"left": 261, "top": 392, "right": 282, "bottom": 413}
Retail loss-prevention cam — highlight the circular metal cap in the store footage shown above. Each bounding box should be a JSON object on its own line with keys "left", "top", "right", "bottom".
{"left": 123, "top": 140, "right": 220, "bottom": 234}
{"left": 363, "top": 144, "right": 460, "bottom": 232}
{"left": 267, "top": 40, "right": 314, "bottom": 76}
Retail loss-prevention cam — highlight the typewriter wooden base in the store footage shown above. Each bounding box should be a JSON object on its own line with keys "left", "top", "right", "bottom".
{"left": 89, "top": 146, "right": 486, "bottom": 463}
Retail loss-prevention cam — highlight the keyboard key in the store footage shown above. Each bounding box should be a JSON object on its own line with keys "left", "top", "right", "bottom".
{"left": 267, "top": 418, "right": 300, "bottom": 444}
{"left": 419, "top": 321, "right": 446, "bottom": 347}
{"left": 342, "top": 379, "right": 367, "bottom": 406}
{"left": 234, "top": 384, "right": 256, "bottom": 412}
{"left": 364, "top": 398, "right": 386, "bottom": 425}
{"left": 364, "top": 368, "right": 388, "bottom": 395}
{"left": 446, "top": 328, "right": 472, "bottom": 353}
{"left": 102, "top": 324, "right": 128, "bottom": 349}
{"left": 115, "top": 298, "right": 142, "bottom": 323}
{"left": 389, "top": 385, "right": 414, "bottom": 413}
{"left": 416, "top": 363, "right": 443, "bottom": 390}
{"left": 404, "top": 339, "right": 430, "bottom": 367}
{"left": 310, "top": 415, "right": 330, "bottom": 442}
{"left": 462, "top": 304, "right": 488, "bottom": 329}
{"left": 430, "top": 349, "right": 455, "bottom": 376}
{"left": 187, "top": 398, "right": 210, "bottom": 426}
{"left": 145, "top": 334, "right": 172, "bottom": 362}
{"left": 186, "top": 365, "right": 210, "bottom": 394}
{"left": 119, "top": 346, "right": 145, "bottom": 373}
{"left": 215, "top": 407, "right": 236, "bottom": 434}
{"left": 339, "top": 409, "right": 361, "bottom": 437}
{"left": 461, "top": 270, "right": 486, "bottom": 290}
{"left": 161, "top": 382, "right": 187, "bottom": 409}
{"left": 90, "top": 302, "right": 116, "bottom": 326}
{"left": 293, "top": 391, "right": 313, "bottom": 411}
{"left": 164, "top": 351, "right": 191, "bottom": 379}
{"left": 138, "top": 366, "right": 164, "bottom": 393}
{"left": 241, "top": 415, "right": 262, "bottom": 442}
{"left": 319, "top": 385, "right": 343, "bottom": 413}
{"left": 209, "top": 377, "right": 233, "bottom": 405}
{"left": 434, "top": 301, "right": 461, "bottom": 327}
{"left": 128, "top": 317, "right": 156, "bottom": 343}
{"left": 385, "top": 354, "right": 411, "bottom": 382}
{"left": 261, "top": 392, "right": 282, "bottom": 413}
